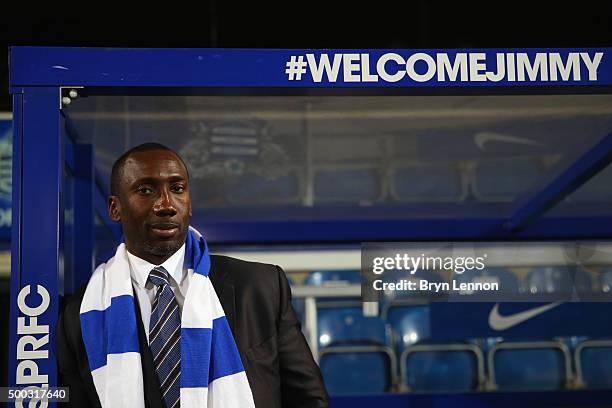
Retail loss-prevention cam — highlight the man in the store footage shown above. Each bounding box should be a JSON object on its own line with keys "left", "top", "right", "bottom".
{"left": 57, "top": 143, "right": 328, "bottom": 407}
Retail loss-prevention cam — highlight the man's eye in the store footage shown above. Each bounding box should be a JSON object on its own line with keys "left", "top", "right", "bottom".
{"left": 172, "top": 185, "right": 185, "bottom": 193}
{"left": 137, "top": 187, "right": 153, "bottom": 194}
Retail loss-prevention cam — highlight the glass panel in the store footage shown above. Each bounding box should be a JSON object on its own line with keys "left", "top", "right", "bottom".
{"left": 67, "top": 94, "right": 612, "bottom": 220}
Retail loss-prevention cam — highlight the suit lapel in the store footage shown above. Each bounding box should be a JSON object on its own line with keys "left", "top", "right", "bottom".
{"left": 218, "top": 283, "right": 236, "bottom": 334}
{"left": 209, "top": 257, "right": 237, "bottom": 335}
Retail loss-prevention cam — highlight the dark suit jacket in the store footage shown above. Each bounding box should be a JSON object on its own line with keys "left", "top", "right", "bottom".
{"left": 57, "top": 255, "right": 329, "bottom": 407}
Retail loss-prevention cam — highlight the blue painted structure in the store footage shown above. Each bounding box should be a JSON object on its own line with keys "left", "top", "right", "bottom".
{"left": 9, "top": 47, "right": 612, "bottom": 88}
{"left": 7, "top": 47, "right": 612, "bottom": 407}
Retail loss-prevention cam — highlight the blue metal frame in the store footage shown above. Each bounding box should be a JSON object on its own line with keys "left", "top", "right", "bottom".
{"left": 508, "top": 131, "right": 612, "bottom": 232}
{"left": 9, "top": 87, "right": 61, "bottom": 407}
{"left": 14, "top": 45, "right": 607, "bottom": 243}
{"left": 7, "top": 47, "right": 612, "bottom": 406}
{"left": 196, "top": 214, "right": 612, "bottom": 244}
{"left": 8, "top": 89, "right": 23, "bottom": 397}
{"left": 70, "top": 143, "right": 94, "bottom": 293}
{"left": 9, "top": 47, "right": 612, "bottom": 88}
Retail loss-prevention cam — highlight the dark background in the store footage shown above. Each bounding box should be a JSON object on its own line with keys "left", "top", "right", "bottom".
{"left": 2, "top": 3, "right": 612, "bottom": 110}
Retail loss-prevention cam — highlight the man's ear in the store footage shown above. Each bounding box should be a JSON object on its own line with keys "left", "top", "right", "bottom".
{"left": 108, "top": 196, "right": 121, "bottom": 222}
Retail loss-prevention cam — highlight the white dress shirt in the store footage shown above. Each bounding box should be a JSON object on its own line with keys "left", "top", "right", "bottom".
{"left": 126, "top": 243, "right": 191, "bottom": 342}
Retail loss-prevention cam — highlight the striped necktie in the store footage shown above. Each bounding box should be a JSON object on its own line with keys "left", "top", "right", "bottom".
{"left": 148, "top": 266, "right": 181, "bottom": 408}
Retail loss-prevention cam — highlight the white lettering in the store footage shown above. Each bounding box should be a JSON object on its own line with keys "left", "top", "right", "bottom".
{"left": 343, "top": 53, "right": 361, "bottom": 82}
{"left": 377, "top": 53, "right": 406, "bottom": 82}
{"left": 406, "top": 53, "right": 436, "bottom": 82}
{"left": 581, "top": 52, "right": 603, "bottom": 81}
{"left": 16, "top": 284, "right": 50, "bottom": 390}
{"left": 517, "top": 53, "right": 548, "bottom": 81}
{"left": 419, "top": 280, "right": 449, "bottom": 292}
{"left": 300, "top": 51, "right": 605, "bottom": 84}
{"left": 17, "top": 285, "right": 50, "bottom": 317}
{"left": 437, "top": 53, "right": 468, "bottom": 81}
{"left": 17, "top": 335, "right": 49, "bottom": 360}
{"left": 550, "top": 53, "right": 580, "bottom": 81}
{"left": 410, "top": 256, "right": 421, "bottom": 274}
{"left": 18, "top": 316, "right": 48, "bottom": 335}
{"left": 507, "top": 53, "right": 516, "bottom": 81}
{"left": 361, "top": 54, "right": 379, "bottom": 82}
{"left": 452, "top": 280, "right": 499, "bottom": 291}
{"left": 16, "top": 360, "right": 48, "bottom": 385}
{"left": 307, "top": 53, "right": 342, "bottom": 83}
{"left": 486, "top": 53, "right": 506, "bottom": 82}
{"left": 469, "top": 53, "right": 487, "bottom": 81}
{"left": 372, "top": 257, "right": 384, "bottom": 274}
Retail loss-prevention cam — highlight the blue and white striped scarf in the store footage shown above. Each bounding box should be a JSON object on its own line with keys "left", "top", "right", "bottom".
{"left": 79, "top": 227, "right": 255, "bottom": 407}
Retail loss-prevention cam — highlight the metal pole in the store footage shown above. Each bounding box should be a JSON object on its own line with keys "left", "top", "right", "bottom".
{"left": 8, "top": 87, "right": 61, "bottom": 408}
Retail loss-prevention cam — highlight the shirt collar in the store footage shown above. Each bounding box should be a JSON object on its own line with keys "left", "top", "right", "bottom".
{"left": 127, "top": 243, "right": 186, "bottom": 288}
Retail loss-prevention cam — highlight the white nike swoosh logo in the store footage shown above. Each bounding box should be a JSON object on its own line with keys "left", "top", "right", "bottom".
{"left": 474, "top": 132, "right": 543, "bottom": 150}
{"left": 488, "top": 302, "right": 561, "bottom": 331}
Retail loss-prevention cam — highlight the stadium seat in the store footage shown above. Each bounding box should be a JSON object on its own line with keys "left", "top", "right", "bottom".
{"left": 318, "top": 308, "right": 389, "bottom": 348}
{"left": 385, "top": 304, "right": 431, "bottom": 351}
{"left": 525, "top": 266, "right": 593, "bottom": 299}
{"left": 381, "top": 269, "right": 484, "bottom": 392}
{"left": 576, "top": 340, "right": 612, "bottom": 389}
{"left": 472, "top": 157, "right": 542, "bottom": 201}
{"left": 402, "top": 345, "right": 483, "bottom": 392}
{"left": 319, "top": 351, "right": 393, "bottom": 395}
{"left": 381, "top": 269, "right": 440, "bottom": 350}
{"left": 489, "top": 341, "right": 571, "bottom": 391}
{"left": 313, "top": 167, "right": 381, "bottom": 204}
{"left": 318, "top": 308, "right": 396, "bottom": 394}
{"left": 390, "top": 162, "right": 465, "bottom": 202}
{"left": 387, "top": 305, "right": 486, "bottom": 393}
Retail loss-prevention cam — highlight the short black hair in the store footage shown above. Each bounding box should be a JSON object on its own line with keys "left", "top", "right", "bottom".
{"left": 110, "top": 143, "right": 189, "bottom": 196}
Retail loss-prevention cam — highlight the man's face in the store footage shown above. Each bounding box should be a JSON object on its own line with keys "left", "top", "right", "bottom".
{"left": 108, "top": 149, "right": 192, "bottom": 264}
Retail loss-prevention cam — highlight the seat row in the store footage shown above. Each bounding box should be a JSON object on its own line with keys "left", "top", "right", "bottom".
{"left": 294, "top": 269, "right": 612, "bottom": 394}
{"left": 316, "top": 307, "right": 612, "bottom": 394}
{"left": 220, "top": 158, "right": 612, "bottom": 205}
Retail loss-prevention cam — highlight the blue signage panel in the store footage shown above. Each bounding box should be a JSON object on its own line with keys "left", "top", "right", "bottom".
{"left": 9, "top": 47, "right": 612, "bottom": 88}
{"left": 431, "top": 302, "right": 612, "bottom": 339}
{"left": 9, "top": 90, "right": 61, "bottom": 406}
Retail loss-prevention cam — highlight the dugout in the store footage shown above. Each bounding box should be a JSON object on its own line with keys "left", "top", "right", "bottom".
{"left": 7, "top": 47, "right": 612, "bottom": 407}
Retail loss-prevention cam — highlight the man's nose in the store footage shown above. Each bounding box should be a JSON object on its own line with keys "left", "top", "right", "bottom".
{"left": 153, "top": 188, "right": 177, "bottom": 216}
